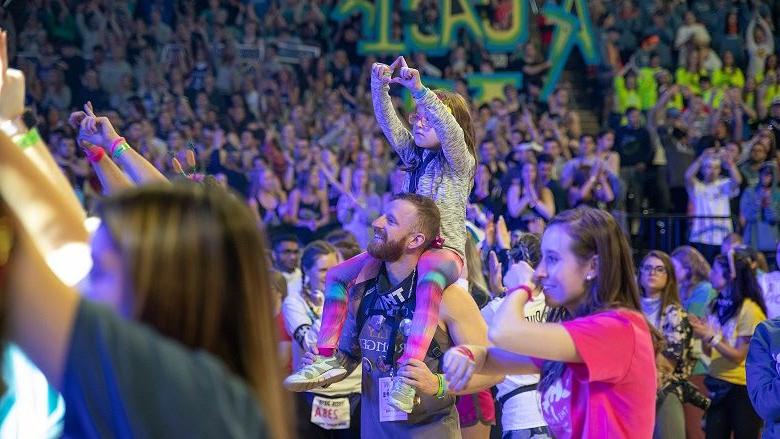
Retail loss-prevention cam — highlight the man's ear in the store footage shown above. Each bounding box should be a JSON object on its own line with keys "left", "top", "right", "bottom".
{"left": 407, "top": 232, "right": 427, "bottom": 251}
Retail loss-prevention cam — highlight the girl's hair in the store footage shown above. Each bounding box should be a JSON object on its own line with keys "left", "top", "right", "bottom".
{"left": 710, "top": 249, "right": 768, "bottom": 326}
{"left": 433, "top": 89, "right": 478, "bottom": 174}
{"left": 670, "top": 245, "right": 711, "bottom": 289}
{"left": 639, "top": 250, "right": 681, "bottom": 313}
{"left": 98, "top": 183, "right": 291, "bottom": 439}
{"left": 300, "top": 240, "right": 339, "bottom": 288}
{"left": 464, "top": 232, "right": 488, "bottom": 293}
{"left": 548, "top": 207, "right": 641, "bottom": 316}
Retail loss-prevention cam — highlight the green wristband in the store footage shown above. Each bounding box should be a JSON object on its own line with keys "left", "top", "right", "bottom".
{"left": 13, "top": 127, "right": 41, "bottom": 149}
{"left": 112, "top": 143, "right": 130, "bottom": 160}
{"left": 435, "top": 373, "right": 447, "bottom": 399}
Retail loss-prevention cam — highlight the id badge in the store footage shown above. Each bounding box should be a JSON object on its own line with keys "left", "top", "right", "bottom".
{"left": 379, "top": 377, "right": 408, "bottom": 422}
{"left": 310, "top": 396, "right": 351, "bottom": 430}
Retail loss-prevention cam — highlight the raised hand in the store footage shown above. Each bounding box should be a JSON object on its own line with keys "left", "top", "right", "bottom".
{"left": 77, "top": 102, "right": 121, "bottom": 147}
{"left": 496, "top": 215, "right": 510, "bottom": 250}
{"left": 503, "top": 260, "right": 535, "bottom": 292}
{"left": 488, "top": 250, "right": 504, "bottom": 295}
{"left": 0, "top": 30, "right": 25, "bottom": 121}
{"left": 371, "top": 62, "right": 392, "bottom": 85}
{"left": 388, "top": 56, "right": 423, "bottom": 92}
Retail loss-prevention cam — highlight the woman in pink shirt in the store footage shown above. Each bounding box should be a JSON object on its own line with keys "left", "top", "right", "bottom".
{"left": 443, "top": 207, "right": 657, "bottom": 439}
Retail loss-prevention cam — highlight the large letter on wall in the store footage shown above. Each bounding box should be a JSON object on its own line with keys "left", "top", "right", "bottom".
{"left": 331, "top": 0, "right": 375, "bottom": 36}
{"left": 439, "top": 0, "right": 483, "bottom": 49}
{"left": 539, "top": 4, "right": 578, "bottom": 101}
{"left": 562, "top": 0, "right": 600, "bottom": 64}
{"left": 467, "top": 73, "right": 523, "bottom": 106}
{"left": 482, "top": 0, "right": 529, "bottom": 52}
{"left": 362, "top": 0, "right": 406, "bottom": 54}
{"left": 403, "top": 0, "right": 442, "bottom": 54}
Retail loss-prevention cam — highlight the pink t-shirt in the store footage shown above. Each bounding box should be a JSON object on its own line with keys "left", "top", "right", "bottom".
{"left": 537, "top": 309, "right": 656, "bottom": 439}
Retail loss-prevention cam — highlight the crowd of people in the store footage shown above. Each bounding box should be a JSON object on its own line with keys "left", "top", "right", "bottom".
{"left": 8, "top": 0, "right": 779, "bottom": 257}
{"left": 0, "top": 0, "right": 779, "bottom": 438}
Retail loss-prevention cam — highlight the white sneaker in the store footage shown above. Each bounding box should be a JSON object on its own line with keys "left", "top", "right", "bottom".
{"left": 283, "top": 355, "right": 349, "bottom": 392}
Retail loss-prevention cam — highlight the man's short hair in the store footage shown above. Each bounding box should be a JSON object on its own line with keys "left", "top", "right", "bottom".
{"left": 537, "top": 153, "right": 555, "bottom": 165}
{"left": 392, "top": 193, "right": 441, "bottom": 247}
{"left": 271, "top": 233, "right": 299, "bottom": 250}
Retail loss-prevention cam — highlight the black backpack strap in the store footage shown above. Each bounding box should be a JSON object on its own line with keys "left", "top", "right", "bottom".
{"left": 497, "top": 383, "right": 538, "bottom": 408}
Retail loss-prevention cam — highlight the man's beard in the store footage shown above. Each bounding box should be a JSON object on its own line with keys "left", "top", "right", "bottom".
{"left": 367, "top": 233, "right": 408, "bottom": 262}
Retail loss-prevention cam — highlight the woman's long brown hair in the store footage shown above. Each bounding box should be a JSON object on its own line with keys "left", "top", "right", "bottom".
{"left": 548, "top": 207, "right": 641, "bottom": 316}
{"left": 540, "top": 208, "right": 662, "bottom": 392}
{"left": 99, "top": 183, "right": 291, "bottom": 439}
{"left": 639, "top": 250, "right": 681, "bottom": 313}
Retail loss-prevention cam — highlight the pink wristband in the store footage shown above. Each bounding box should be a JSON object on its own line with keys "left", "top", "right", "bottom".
{"left": 505, "top": 284, "right": 533, "bottom": 301}
{"left": 86, "top": 146, "right": 105, "bottom": 163}
{"left": 456, "top": 346, "right": 475, "bottom": 362}
{"left": 109, "top": 137, "right": 127, "bottom": 156}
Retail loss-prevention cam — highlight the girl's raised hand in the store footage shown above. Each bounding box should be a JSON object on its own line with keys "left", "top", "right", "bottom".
{"left": 388, "top": 56, "right": 423, "bottom": 92}
{"left": 371, "top": 62, "right": 392, "bottom": 85}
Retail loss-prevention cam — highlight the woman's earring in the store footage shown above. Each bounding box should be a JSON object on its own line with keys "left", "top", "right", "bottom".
{"left": 585, "top": 273, "right": 594, "bottom": 281}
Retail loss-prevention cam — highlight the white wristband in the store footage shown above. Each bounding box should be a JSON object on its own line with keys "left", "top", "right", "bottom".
{"left": 709, "top": 333, "right": 722, "bottom": 347}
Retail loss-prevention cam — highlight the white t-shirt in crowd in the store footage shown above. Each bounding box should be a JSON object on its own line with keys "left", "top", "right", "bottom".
{"left": 281, "top": 268, "right": 302, "bottom": 298}
{"left": 758, "top": 271, "right": 780, "bottom": 319}
{"left": 689, "top": 178, "right": 738, "bottom": 245}
{"left": 481, "top": 294, "right": 548, "bottom": 431}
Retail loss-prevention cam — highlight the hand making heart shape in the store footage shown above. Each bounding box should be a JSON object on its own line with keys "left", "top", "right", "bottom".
{"left": 371, "top": 56, "right": 423, "bottom": 93}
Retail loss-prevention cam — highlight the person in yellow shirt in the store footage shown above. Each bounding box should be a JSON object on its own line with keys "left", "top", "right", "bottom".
{"left": 690, "top": 248, "right": 766, "bottom": 439}
{"left": 712, "top": 50, "right": 745, "bottom": 89}
{"left": 675, "top": 53, "right": 705, "bottom": 95}
{"left": 614, "top": 67, "right": 643, "bottom": 114}
{"left": 699, "top": 75, "right": 725, "bottom": 109}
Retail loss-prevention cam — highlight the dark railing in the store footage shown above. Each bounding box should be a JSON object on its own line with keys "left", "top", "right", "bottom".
{"left": 622, "top": 213, "right": 733, "bottom": 256}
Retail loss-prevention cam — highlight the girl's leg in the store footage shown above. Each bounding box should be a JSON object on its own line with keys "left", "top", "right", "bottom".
{"left": 317, "top": 252, "right": 380, "bottom": 355}
{"left": 399, "top": 247, "right": 463, "bottom": 363}
{"left": 285, "top": 252, "right": 380, "bottom": 392}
